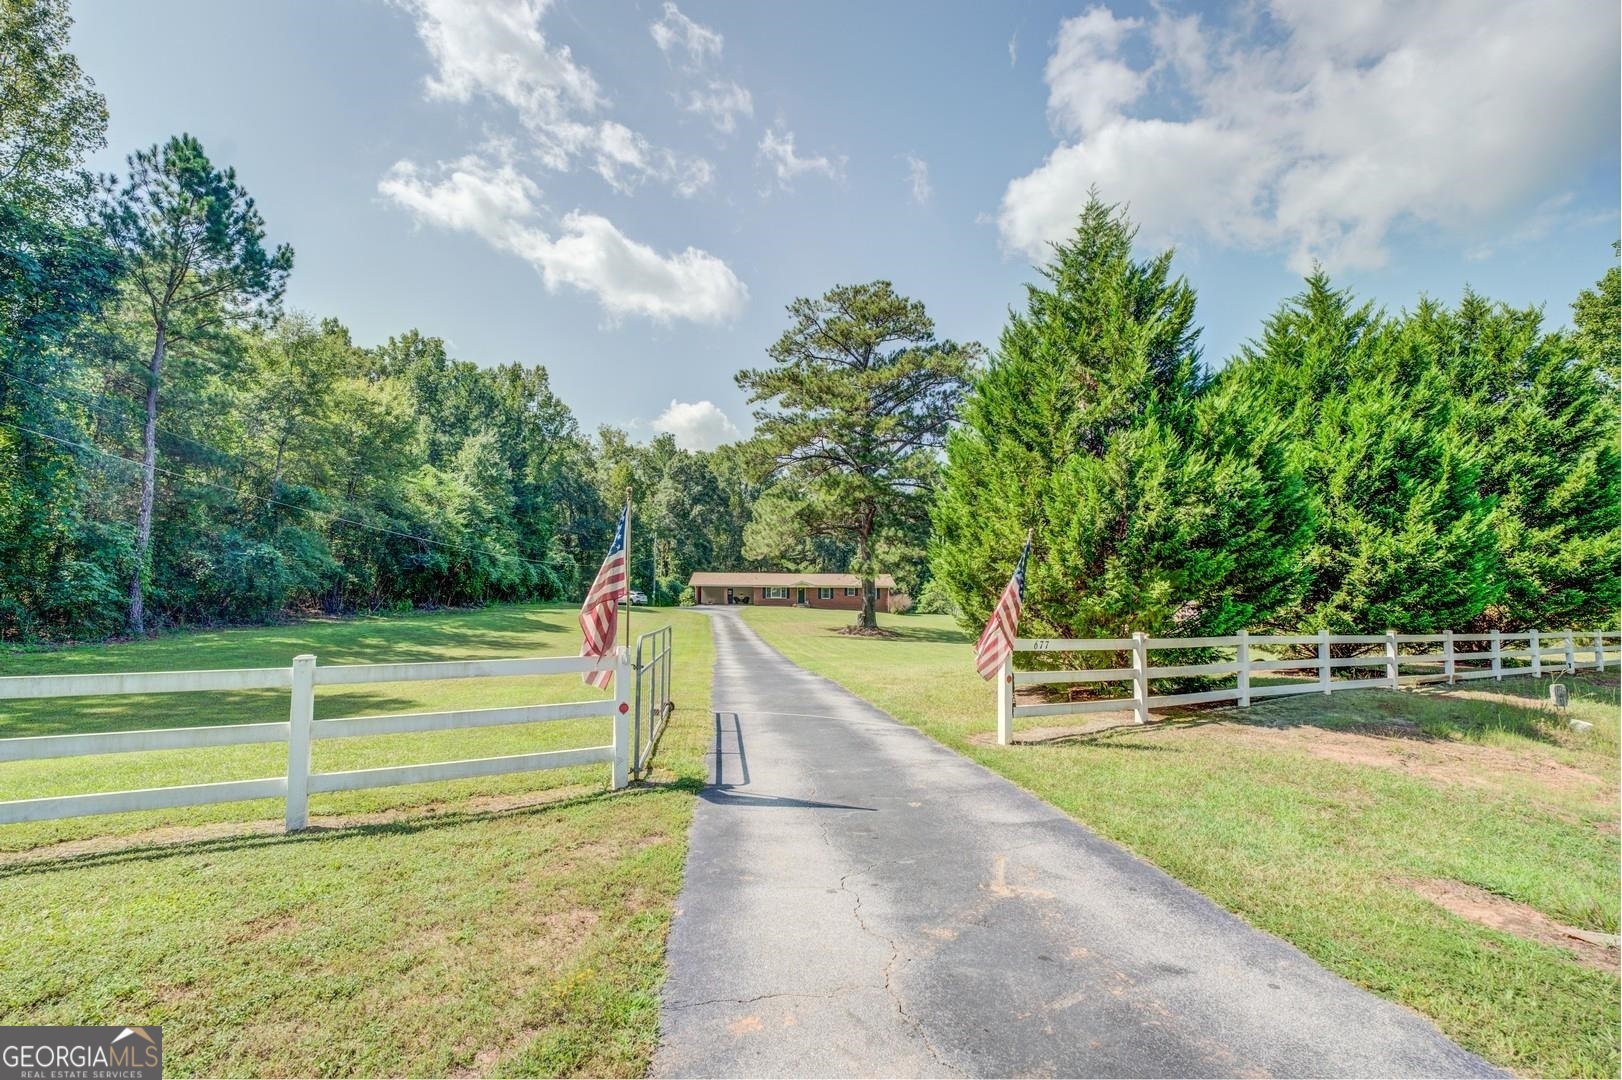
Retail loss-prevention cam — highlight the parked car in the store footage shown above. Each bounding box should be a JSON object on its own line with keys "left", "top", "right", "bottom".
{"left": 627, "top": 590, "right": 649, "bottom": 605}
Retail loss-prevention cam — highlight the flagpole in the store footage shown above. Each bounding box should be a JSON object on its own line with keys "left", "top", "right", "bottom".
{"left": 623, "top": 489, "right": 633, "bottom": 649}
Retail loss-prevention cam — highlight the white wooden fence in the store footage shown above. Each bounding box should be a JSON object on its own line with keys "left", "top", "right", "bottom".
{"left": 0, "top": 648, "right": 634, "bottom": 830}
{"left": 995, "top": 628, "right": 1619, "bottom": 744}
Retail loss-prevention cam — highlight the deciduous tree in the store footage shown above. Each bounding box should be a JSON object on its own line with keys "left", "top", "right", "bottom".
{"left": 0, "top": 0, "right": 107, "bottom": 215}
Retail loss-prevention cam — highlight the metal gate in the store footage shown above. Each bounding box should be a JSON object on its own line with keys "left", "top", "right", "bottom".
{"left": 632, "top": 625, "right": 674, "bottom": 779}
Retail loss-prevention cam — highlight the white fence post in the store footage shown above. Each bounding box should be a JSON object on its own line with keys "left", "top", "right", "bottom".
{"left": 1444, "top": 629, "right": 1455, "bottom": 685}
{"left": 1530, "top": 629, "right": 1541, "bottom": 678}
{"left": 1564, "top": 630, "right": 1576, "bottom": 673}
{"left": 1131, "top": 632, "right": 1150, "bottom": 725}
{"left": 996, "top": 654, "right": 1014, "bottom": 745}
{"left": 1595, "top": 632, "right": 1606, "bottom": 672}
{"left": 1490, "top": 630, "right": 1502, "bottom": 680}
{"left": 1384, "top": 630, "right": 1399, "bottom": 690}
{"left": 286, "top": 654, "right": 315, "bottom": 832}
{"left": 1236, "top": 630, "right": 1251, "bottom": 707}
{"left": 1318, "top": 628, "right": 1331, "bottom": 695}
{"left": 612, "top": 646, "right": 631, "bottom": 790}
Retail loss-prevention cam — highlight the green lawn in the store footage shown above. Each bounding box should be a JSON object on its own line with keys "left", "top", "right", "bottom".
{"left": 739, "top": 605, "right": 1622, "bottom": 1079}
{"left": 0, "top": 604, "right": 715, "bottom": 1077}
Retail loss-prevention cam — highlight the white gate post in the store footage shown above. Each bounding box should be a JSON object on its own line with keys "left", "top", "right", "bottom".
{"left": 1318, "top": 628, "right": 1332, "bottom": 695}
{"left": 1595, "top": 632, "right": 1606, "bottom": 673}
{"left": 1443, "top": 629, "right": 1455, "bottom": 685}
{"left": 1530, "top": 629, "right": 1541, "bottom": 678}
{"left": 1490, "top": 630, "right": 1502, "bottom": 680}
{"left": 612, "top": 646, "right": 632, "bottom": 790}
{"left": 1564, "top": 630, "right": 1576, "bottom": 673}
{"left": 1236, "top": 630, "right": 1251, "bottom": 708}
{"left": 286, "top": 654, "right": 315, "bottom": 832}
{"left": 996, "top": 654, "right": 1014, "bottom": 745}
{"left": 1131, "top": 632, "right": 1150, "bottom": 725}
{"left": 1384, "top": 630, "right": 1399, "bottom": 690}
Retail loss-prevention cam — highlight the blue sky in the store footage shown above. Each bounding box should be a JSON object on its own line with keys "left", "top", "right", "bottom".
{"left": 70, "top": 0, "right": 1619, "bottom": 448}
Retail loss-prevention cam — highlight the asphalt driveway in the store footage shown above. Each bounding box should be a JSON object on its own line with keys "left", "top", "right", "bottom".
{"left": 653, "top": 607, "right": 1498, "bottom": 1078}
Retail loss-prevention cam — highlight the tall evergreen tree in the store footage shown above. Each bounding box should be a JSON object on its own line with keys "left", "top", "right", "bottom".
{"left": 933, "top": 197, "right": 1311, "bottom": 643}
{"left": 1219, "top": 275, "right": 1499, "bottom": 634}
{"left": 101, "top": 134, "right": 293, "bottom": 632}
{"left": 738, "top": 281, "right": 980, "bottom": 628}
{"left": 1398, "top": 275, "right": 1619, "bottom": 630}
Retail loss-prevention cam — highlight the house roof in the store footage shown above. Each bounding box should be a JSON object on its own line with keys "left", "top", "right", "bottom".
{"left": 689, "top": 572, "right": 897, "bottom": 589}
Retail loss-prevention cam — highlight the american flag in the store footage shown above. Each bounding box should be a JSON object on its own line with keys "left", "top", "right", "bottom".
{"left": 974, "top": 533, "right": 1032, "bottom": 680}
{"left": 579, "top": 505, "right": 629, "bottom": 688}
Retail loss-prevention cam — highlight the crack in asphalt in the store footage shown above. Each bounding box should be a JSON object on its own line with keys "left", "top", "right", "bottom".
{"left": 665, "top": 985, "right": 882, "bottom": 1011}
{"left": 814, "top": 804, "right": 960, "bottom": 1076}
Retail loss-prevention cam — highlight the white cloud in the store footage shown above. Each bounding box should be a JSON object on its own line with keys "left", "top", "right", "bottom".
{"left": 651, "top": 399, "right": 742, "bottom": 450}
{"left": 648, "top": 4, "right": 753, "bottom": 136}
{"left": 758, "top": 128, "right": 843, "bottom": 189}
{"left": 590, "top": 120, "right": 713, "bottom": 197}
{"left": 1043, "top": 7, "right": 1144, "bottom": 138}
{"left": 380, "top": 152, "right": 747, "bottom": 323}
{"left": 1007, "top": 31, "right": 1018, "bottom": 67}
{"left": 905, "top": 155, "right": 931, "bottom": 205}
{"left": 378, "top": 151, "right": 541, "bottom": 237}
{"left": 686, "top": 79, "right": 754, "bottom": 134}
{"left": 999, "top": 1, "right": 1621, "bottom": 272}
{"left": 396, "top": 0, "right": 711, "bottom": 195}
{"left": 650, "top": 2, "right": 722, "bottom": 68}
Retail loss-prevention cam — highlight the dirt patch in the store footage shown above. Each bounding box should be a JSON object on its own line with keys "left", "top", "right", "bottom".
{"left": 977, "top": 707, "right": 1614, "bottom": 807}
{"left": 1220, "top": 723, "right": 1612, "bottom": 804}
{"left": 542, "top": 908, "right": 601, "bottom": 938}
{"left": 970, "top": 715, "right": 1141, "bottom": 745}
{"left": 450, "top": 1026, "right": 543, "bottom": 1079}
{"left": 1405, "top": 878, "right": 1619, "bottom": 972}
{"left": 232, "top": 910, "right": 301, "bottom": 942}
{"left": 834, "top": 626, "right": 899, "bottom": 639}
{"left": 0, "top": 820, "right": 285, "bottom": 866}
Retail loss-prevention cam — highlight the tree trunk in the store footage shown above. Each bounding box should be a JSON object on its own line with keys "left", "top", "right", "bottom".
{"left": 855, "top": 517, "right": 877, "bottom": 630}
{"left": 128, "top": 327, "right": 164, "bottom": 634}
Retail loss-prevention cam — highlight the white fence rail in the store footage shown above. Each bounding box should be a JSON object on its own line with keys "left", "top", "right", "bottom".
{"left": 994, "top": 628, "right": 1619, "bottom": 744}
{"left": 0, "top": 647, "right": 634, "bottom": 830}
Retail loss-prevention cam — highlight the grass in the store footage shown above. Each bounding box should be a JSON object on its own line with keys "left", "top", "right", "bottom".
{"left": 0, "top": 603, "right": 715, "bottom": 1077}
{"left": 738, "top": 605, "right": 1622, "bottom": 1079}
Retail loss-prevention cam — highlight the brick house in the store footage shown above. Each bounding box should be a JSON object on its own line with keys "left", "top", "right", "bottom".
{"left": 689, "top": 572, "right": 899, "bottom": 611}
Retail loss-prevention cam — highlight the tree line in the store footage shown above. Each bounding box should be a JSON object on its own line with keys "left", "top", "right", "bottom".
{"left": 2, "top": 1, "right": 1616, "bottom": 644}
{"left": 0, "top": 1, "right": 804, "bottom": 641}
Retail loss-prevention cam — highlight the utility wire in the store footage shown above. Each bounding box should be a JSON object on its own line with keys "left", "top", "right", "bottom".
{"left": 0, "top": 367, "right": 273, "bottom": 468}
{"left": 0, "top": 367, "right": 467, "bottom": 489}
{"left": 0, "top": 418, "right": 556, "bottom": 572}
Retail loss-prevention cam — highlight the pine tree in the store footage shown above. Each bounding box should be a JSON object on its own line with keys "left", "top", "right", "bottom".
{"left": 101, "top": 133, "right": 293, "bottom": 633}
{"left": 738, "top": 281, "right": 979, "bottom": 629}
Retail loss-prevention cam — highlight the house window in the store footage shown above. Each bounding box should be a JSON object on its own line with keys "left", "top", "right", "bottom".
{"left": 844, "top": 588, "right": 859, "bottom": 597}
{"left": 818, "top": 587, "right": 834, "bottom": 600}
{"left": 763, "top": 587, "right": 787, "bottom": 599}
